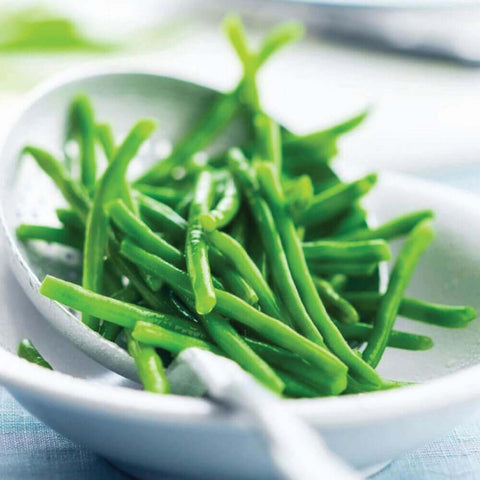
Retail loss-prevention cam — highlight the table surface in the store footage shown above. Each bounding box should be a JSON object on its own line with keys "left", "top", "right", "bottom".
{"left": 1, "top": 6, "right": 480, "bottom": 478}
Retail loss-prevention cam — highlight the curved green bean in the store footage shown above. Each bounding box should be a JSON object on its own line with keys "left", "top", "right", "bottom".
{"left": 95, "top": 123, "right": 115, "bottom": 162}
{"left": 363, "top": 220, "right": 435, "bottom": 367}
{"left": 345, "top": 292, "right": 477, "bottom": 329}
{"left": 22, "top": 146, "right": 91, "bottom": 220}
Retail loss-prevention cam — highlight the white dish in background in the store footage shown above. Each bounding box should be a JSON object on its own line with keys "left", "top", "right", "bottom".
{"left": 0, "top": 70, "right": 480, "bottom": 479}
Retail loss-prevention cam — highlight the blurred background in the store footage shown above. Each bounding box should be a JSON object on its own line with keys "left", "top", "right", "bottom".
{"left": 1, "top": 0, "right": 480, "bottom": 188}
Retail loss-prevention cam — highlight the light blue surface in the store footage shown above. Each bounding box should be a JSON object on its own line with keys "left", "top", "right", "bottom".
{"left": 1, "top": 164, "right": 479, "bottom": 479}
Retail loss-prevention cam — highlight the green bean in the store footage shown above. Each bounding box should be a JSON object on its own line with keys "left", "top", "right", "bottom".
{"left": 216, "top": 265, "right": 259, "bottom": 306}
{"left": 363, "top": 220, "right": 435, "bottom": 367}
{"left": 135, "top": 192, "right": 187, "bottom": 242}
{"left": 40, "top": 275, "right": 209, "bottom": 340}
{"left": 244, "top": 337, "right": 339, "bottom": 395}
{"left": 134, "top": 185, "right": 186, "bottom": 206}
{"left": 200, "top": 176, "right": 240, "bottom": 232}
{"left": 303, "top": 239, "right": 391, "bottom": 263}
{"left": 100, "top": 285, "right": 140, "bottom": 341}
{"left": 308, "top": 261, "right": 378, "bottom": 277}
{"left": 338, "top": 322, "right": 433, "bottom": 351}
{"left": 229, "top": 150, "right": 324, "bottom": 344}
{"left": 254, "top": 113, "right": 282, "bottom": 171}
{"left": 132, "top": 321, "right": 220, "bottom": 355}
{"left": 22, "top": 146, "right": 90, "bottom": 220}
{"left": 256, "top": 161, "right": 383, "bottom": 387}
{"left": 255, "top": 21, "right": 304, "bottom": 67}
{"left": 313, "top": 277, "right": 359, "bottom": 325}
{"left": 283, "top": 110, "right": 369, "bottom": 152}
{"left": 186, "top": 171, "right": 216, "bottom": 314}
{"left": 199, "top": 313, "right": 285, "bottom": 393}
{"left": 345, "top": 292, "right": 477, "bottom": 329}
{"left": 17, "top": 339, "right": 52, "bottom": 369}
{"left": 330, "top": 206, "right": 367, "bottom": 237}
{"left": 299, "top": 174, "right": 377, "bottom": 226}
{"left": 207, "top": 230, "right": 281, "bottom": 318}
{"left": 119, "top": 240, "right": 348, "bottom": 392}
{"left": 108, "top": 199, "right": 183, "bottom": 266}
{"left": 107, "top": 244, "right": 174, "bottom": 314}
{"left": 283, "top": 175, "right": 314, "bottom": 217}
{"left": 136, "top": 91, "right": 240, "bottom": 185}
{"left": 95, "top": 123, "right": 115, "bottom": 162}
{"left": 125, "top": 330, "right": 170, "bottom": 394}
{"left": 66, "top": 95, "right": 96, "bottom": 192}
{"left": 56, "top": 208, "right": 84, "bottom": 230}
{"left": 82, "top": 119, "right": 155, "bottom": 329}
{"left": 334, "top": 210, "right": 434, "bottom": 242}
{"left": 278, "top": 372, "right": 321, "bottom": 398}
{"left": 16, "top": 225, "right": 83, "bottom": 250}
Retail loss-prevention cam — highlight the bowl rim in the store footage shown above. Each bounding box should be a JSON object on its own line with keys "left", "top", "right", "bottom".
{"left": 1, "top": 67, "right": 480, "bottom": 429}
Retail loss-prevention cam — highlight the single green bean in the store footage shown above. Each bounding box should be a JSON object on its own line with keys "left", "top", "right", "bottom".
{"left": 17, "top": 339, "right": 52, "bottom": 369}
{"left": 199, "top": 313, "right": 284, "bottom": 393}
{"left": 278, "top": 372, "right": 320, "bottom": 398}
{"left": 338, "top": 322, "right": 433, "bottom": 351}
{"left": 254, "top": 113, "right": 282, "bottom": 171}
{"left": 125, "top": 330, "right": 170, "bottom": 394}
{"left": 363, "top": 220, "right": 435, "bottom": 367}
{"left": 308, "top": 261, "right": 378, "bottom": 277}
{"left": 345, "top": 292, "right": 477, "bottom": 329}
{"left": 186, "top": 171, "right": 216, "bottom": 314}
{"left": 22, "top": 146, "right": 90, "bottom": 220}
{"left": 108, "top": 199, "right": 184, "bottom": 266}
{"left": 303, "top": 239, "right": 391, "bottom": 263}
{"left": 66, "top": 95, "right": 96, "bottom": 192}
{"left": 299, "top": 174, "right": 377, "bottom": 226}
{"left": 82, "top": 119, "right": 155, "bottom": 329}
{"left": 200, "top": 175, "right": 240, "bottom": 232}
{"left": 244, "top": 337, "right": 339, "bottom": 396}
{"left": 313, "top": 276, "right": 359, "bottom": 325}
{"left": 334, "top": 210, "right": 434, "bottom": 242}
{"left": 132, "top": 321, "right": 220, "bottom": 355}
{"left": 207, "top": 230, "right": 281, "bottom": 318}
{"left": 216, "top": 264, "right": 259, "bottom": 306}
{"left": 134, "top": 185, "right": 186, "bottom": 206}
{"left": 119, "top": 240, "right": 348, "bottom": 392}
{"left": 56, "top": 208, "right": 84, "bottom": 230}
{"left": 256, "top": 161, "right": 383, "bottom": 387}
{"left": 40, "top": 275, "right": 209, "bottom": 340}
{"left": 135, "top": 192, "right": 187, "bottom": 241}
{"left": 16, "top": 224, "right": 83, "bottom": 250}
{"left": 95, "top": 123, "right": 115, "bottom": 162}
{"left": 229, "top": 149, "right": 324, "bottom": 344}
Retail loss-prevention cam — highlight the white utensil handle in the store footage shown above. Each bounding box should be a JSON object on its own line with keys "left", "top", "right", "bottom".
{"left": 228, "top": 383, "right": 362, "bottom": 480}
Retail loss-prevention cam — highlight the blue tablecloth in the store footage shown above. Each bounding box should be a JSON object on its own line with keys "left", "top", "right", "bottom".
{"left": 1, "top": 167, "right": 479, "bottom": 479}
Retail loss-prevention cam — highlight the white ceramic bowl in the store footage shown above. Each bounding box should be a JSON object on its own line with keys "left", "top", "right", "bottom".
{"left": 1, "top": 70, "right": 480, "bottom": 479}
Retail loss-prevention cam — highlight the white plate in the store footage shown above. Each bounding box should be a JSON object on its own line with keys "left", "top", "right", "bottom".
{"left": 1, "top": 70, "right": 480, "bottom": 479}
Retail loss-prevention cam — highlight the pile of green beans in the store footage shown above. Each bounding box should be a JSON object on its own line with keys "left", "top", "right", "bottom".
{"left": 16, "top": 15, "right": 476, "bottom": 398}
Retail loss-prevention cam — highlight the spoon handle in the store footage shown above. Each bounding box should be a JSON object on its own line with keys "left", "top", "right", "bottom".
{"left": 169, "top": 348, "right": 361, "bottom": 480}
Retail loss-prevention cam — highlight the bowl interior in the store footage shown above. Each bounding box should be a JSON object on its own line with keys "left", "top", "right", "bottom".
{"left": 1, "top": 71, "right": 480, "bottom": 389}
